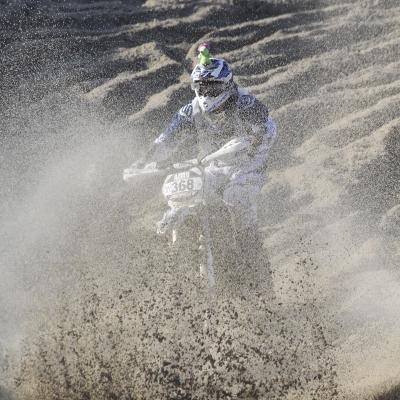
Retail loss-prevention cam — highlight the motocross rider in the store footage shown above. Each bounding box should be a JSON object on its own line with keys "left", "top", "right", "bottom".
{"left": 137, "top": 43, "right": 277, "bottom": 264}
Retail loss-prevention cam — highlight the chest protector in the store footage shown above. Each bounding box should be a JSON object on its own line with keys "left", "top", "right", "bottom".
{"left": 191, "top": 98, "right": 249, "bottom": 158}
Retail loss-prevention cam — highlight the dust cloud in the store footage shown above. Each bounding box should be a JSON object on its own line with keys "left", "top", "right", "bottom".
{"left": 0, "top": 94, "right": 338, "bottom": 399}
{"left": 1, "top": 0, "right": 400, "bottom": 399}
{"left": 0, "top": 91, "right": 136, "bottom": 378}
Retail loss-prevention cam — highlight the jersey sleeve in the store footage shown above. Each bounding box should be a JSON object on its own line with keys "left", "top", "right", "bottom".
{"left": 154, "top": 103, "right": 194, "bottom": 145}
{"left": 237, "top": 95, "right": 269, "bottom": 130}
{"left": 145, "top": 103, "right": 195, "bottom": 163}
{"left": 237, "top": 94, "right": 277, "bottom": 173}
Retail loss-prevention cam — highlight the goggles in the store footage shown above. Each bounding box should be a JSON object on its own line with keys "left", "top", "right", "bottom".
{"left": 191, "top": 81, "right": 227, "bottom": 97}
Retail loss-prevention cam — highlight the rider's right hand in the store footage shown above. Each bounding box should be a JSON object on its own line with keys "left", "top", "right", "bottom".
{"left": 130, "top": 159, "right": 145, "bottom": 169}
{"left": 155, "top": 159, "right": 172, "bottom": 169}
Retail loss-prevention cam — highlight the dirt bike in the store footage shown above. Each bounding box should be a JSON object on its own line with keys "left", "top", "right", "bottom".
{"left": 123, "top": 137, "right": 265, "bottom": 291}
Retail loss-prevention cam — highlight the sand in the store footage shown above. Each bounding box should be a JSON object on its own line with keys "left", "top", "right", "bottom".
{"left": 0, "top": 0, "right": 399, "bottom": 399}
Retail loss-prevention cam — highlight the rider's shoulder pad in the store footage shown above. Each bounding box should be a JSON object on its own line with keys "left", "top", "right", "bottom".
{"left": 238, "top": 95, "right": 256, "bottom": 109}
{"left": 237, "top": 93, "right": 270, "bottom": 127}
{"left": 237, "top": 88, "right": 256, "bottom": 109}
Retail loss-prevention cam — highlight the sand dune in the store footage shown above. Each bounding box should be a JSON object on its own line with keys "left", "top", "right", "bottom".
{"left": 0, "top": 0, "right": 399, "bottom": 399}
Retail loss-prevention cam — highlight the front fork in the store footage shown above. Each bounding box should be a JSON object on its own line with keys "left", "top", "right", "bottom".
{"left": 171, "top": 212, "right": 216, "bottom": 289}
{"left": 171, "top": 212, "right": 215, "bottom": 335}
{"left": 199, "top": 212, "right": 216, "bottom": 289}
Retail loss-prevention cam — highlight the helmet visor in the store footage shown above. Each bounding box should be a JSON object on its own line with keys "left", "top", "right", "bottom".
{"left": 191, "top": 81, "right": 227, "bottom": 97}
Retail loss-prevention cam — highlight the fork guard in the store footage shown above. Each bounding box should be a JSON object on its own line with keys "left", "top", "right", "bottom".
{"left": 156, "top": 206, "right": 198, "bottom": 235}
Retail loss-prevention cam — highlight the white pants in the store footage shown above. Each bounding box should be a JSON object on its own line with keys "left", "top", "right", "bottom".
{"left": 157, "top": 167, "right": 265, "bottom": 235}
{"left": 204, "top": 164, "right": 266, "bottom": 230}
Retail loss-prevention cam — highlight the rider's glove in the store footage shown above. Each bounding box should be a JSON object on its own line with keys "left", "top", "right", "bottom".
{"left": 130, "top": 144, "right": 157, "bottom": 169}
{"left": 156, "top": 159, "right": 172, "bottom": 169}
{"left": 130, "top": 159, "right": 145, "bottom": 169}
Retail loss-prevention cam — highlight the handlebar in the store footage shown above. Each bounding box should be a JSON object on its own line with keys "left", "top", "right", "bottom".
{"left": 200, "top": 136, "right": 252, "bottom": 164}
{"left": 124, "top": 137, "right": 252, "bottom": 183}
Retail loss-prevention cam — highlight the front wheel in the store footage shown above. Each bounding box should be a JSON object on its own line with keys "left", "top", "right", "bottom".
{"left": 166, "top": 217, "right": 211, "bottom": 291}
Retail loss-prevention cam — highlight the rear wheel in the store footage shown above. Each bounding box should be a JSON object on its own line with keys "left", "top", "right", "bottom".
{"left": 210, "top": 214, "right": 273, "bottom": 296}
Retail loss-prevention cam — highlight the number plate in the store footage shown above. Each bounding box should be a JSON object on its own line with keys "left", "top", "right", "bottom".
{"left": 162, "top": 172, "right": 202, "bottom": 198}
